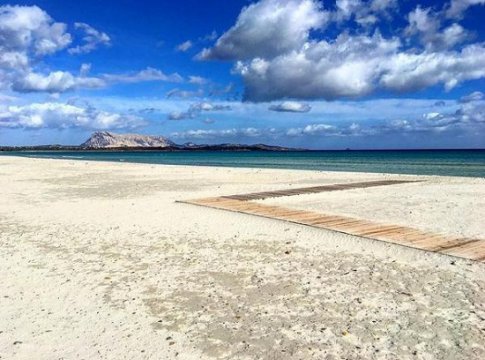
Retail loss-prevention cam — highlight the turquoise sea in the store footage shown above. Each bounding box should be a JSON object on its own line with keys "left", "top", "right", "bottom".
{"left": 2, "top": 150, "right": 485, "bottom": 178}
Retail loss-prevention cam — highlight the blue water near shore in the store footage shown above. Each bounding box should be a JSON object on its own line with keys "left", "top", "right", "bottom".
{"left": 2, "top": 150, "right": 485, "bottom": 178}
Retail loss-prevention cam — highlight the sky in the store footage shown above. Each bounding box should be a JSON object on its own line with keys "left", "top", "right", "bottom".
{"left": 0, "top": 0, "right": 484, "bottom": 149}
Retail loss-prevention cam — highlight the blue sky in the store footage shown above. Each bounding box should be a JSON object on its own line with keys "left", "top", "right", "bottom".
{"left": 0, "top": 0, "right": 484, "bottom": 149}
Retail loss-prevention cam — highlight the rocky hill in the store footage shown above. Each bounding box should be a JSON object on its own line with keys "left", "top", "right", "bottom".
{"left": 1, "top": 132, "right": 301, "bottom": 151}
{"left": 81, "top": 131, "right": 175, "bottom": 149}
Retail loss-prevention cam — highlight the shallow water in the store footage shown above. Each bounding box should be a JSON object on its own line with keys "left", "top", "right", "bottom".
{"left": 2, "top": 149, "right": 485, "bottom": 177}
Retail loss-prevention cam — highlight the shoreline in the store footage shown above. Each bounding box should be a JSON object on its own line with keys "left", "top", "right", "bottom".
{"left": 1, "top": 156, "right": 484, "bottom": 359}
{"left": 2, "top": 152, "right": 485, "bottom": 179}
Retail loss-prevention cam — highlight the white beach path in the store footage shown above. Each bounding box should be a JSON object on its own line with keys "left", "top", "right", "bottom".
{"left": 0, "top": 156, "right": 484, "bottom": 359}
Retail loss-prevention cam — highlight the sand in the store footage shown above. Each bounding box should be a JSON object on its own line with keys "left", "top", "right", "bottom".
{"left": 0, "top": 156, "right": 484, "bottom": 359}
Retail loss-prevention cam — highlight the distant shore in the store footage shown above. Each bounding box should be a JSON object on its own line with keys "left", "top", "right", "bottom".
{"left": 1, "top": 146, "right": 484, "bottom": 151}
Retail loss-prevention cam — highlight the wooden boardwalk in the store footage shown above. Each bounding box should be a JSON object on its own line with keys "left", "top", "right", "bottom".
{"left": 180, "top": 181, "right": 485, "bottom": 262}
{"left": 221, "top": 179, "right": 416, "bottom": 200}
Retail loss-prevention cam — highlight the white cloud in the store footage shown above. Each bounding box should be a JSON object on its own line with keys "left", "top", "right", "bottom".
{"left": 203, "top": 118, "right": 215, "bottom": 124}
{"left": 380, "top": 99, "right": 485, "bottom": 133}
{"left": 9, "top": 67, "right": 184, "bottom": 93}
{"left": 0, "top": 102, "right": 146, "bottom": 129}
{"left": 0, "top": 5, "right": 71, "bottom": 57}
{"left": 168, "top": 111, "right": 195, "bottom": 121}
{"left": 103, "top": 67, "right": 183, "bottom": 84}
{"left": 269, "top": 101, "right": 311, "bottom": 112}
{"left": 333, "top": 0, "right": 397, "bottom": 25}
{"left": 188, "top": 76, "right": 208, "bottom": 85}
{"left": 168, "top": 102, "right": 232, "bottom": 120}
{"left": 423, "top": 112, "right": 442, "bottom": 120}
{"left": 0, "top": 93, "right": 18, "bottom": 102}
{"left": 191, "top": 102, "right": 232, "bottom": 112}
{"left": 15, "top": 66, "right": 186, "bottom": 94}
{"left": 171, "top": 127, "right": 261, "bottom": 139}
{"left": 446, "top": 0, "right": 485, "bottom": 19}
{"left": 176, "top": 40, "right": 193, "bottom": 52}
{"left": 405, "top": 6, "right": 468, "bottom": 51}
{"left": 0, "top": 51, "right": 29, "bottom": 70}
{"left": 460, "top": 91, "right": 484, "bottom": 103}
{"left": 198, "top": 0, "right": 327, "bottom": 60}
{"left": 379, "top": 44, "right": 485, "bottom": 92}
{"left": 0, "top": 6, "right": 185, "bottom": 95}
{"left": 334, "top": 0, "right": 361, "bottom": 21}
{"left": 0, "top": 4, "right": 71, "bottom": 79}
{"left": 68, "top": 22, "right": 110, "bottom": 54}
{"left": 201, "top": 30, "right": 218, "bottom": 42}
{"left": 235, "top": 34, "right": 485, "bottom": 101}
{"left": 200, "top": 0, "right": 485, "bottom": 102}
{"left": 370, "top": 0, "right": 397, "bottom": 13}
{"left": 166, "top": 88, "right": 204, "bottom": 98}
{"left": 12, "top": 71, "right": 105, "bottom": 93}
{"left": 80, "top": 63, "right": 91, "bottom": 76}
{"left": 287, "top": 123, "right": 337, "bottom": 136}
{"left": 234, "top": 32, "right": 396, "bottom": 101}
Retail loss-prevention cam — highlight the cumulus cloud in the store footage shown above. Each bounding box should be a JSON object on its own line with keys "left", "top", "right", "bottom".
{"left": 459, "top": 91, "right": 484, "bottom": 103}
{"left": 378, "top": 99, "right": 485, "bottom": 134}
{"left": 12, "top": 71, "right": 105, "bottom": 93}
{"left": 0, "top": 5, "right": 144, "bottom": 94}
{"left": 199, "top": 0, "right": 485, "bottom": 102}
{"left": 235, "top": 34, "right": 485, "bottom": 101}
{"left": 198, "top": 0, "right": 327, "bottom": 60}
{"left": 405, "top": 6, "right": 469, "bottom": 51}
{"left": 176, "top": 40, "right": 193, "bottom": 52}
{"left": 0, "top": 4, "right": 71, "bottom": 78}
{"left": 0, "top": 5, "right": 187, "bottom": 95}
{"left": 287, "top": 123, "right": 337, "bottom": 136}
{"left": 0, "top": 102, "right": 146, "bottom": 129}
{"left": 269, "top": 101, "right": 311, "bottom": 112}
{"left": 170, "top": 95, "right": 484, "bottom": 142}
{"left": 288, "top": 99, "right": 484, "bottom": 138}
{"left": 446, "top": 0, "right": 485, "bottom": 19}
{"left": 333, "top": 0, "right": 397, "bottom": 25}
{"left": 168, "top": 102, "right": 232, "bottom": 120}
{"left": 380, "top": 44, "right": 485, "bottom": 92}
{"left": 417, "top": 102, "right": 484, "bottom": 130}
{"left": 0, "top": 5, "right": 71, "bottom": 58}
{"left": 68, "top": 22, "right": 110, "bottom": 54}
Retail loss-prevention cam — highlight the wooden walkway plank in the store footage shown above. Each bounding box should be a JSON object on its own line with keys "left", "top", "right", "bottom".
{"left": 220, "top": 180, "right": 420, "bottom": 201}
{"left": 179, "top": 180, "right": 484, "bottom": 262}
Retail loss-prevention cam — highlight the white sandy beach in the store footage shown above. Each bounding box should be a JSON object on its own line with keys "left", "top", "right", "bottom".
{"left": 0, "top": 156, "right": 484, "bottom": 359}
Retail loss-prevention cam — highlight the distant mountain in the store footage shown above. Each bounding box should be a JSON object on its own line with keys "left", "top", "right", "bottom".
{"left": 81, "top": 131, "right": 175, "bottom": 149}
{"left": 80, "top": 132, "right": 298, "bottom": 151}
{"left": 0, "top": 132, "right": 301, "bottom": 151}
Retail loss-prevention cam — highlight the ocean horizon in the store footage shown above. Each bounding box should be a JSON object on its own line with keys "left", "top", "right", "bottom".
{"left": 3, "top": 149, "right": 485, "bottom": 178}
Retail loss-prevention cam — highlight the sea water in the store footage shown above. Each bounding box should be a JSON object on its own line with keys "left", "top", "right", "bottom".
{"left": 2, "top": 150, "right": 485, "bottom": 178}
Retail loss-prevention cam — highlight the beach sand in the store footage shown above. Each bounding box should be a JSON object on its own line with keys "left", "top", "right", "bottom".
{"left": 0, "top": 156, "right": 484, "bottom": 359}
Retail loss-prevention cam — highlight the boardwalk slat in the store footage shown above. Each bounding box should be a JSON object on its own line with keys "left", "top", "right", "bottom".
{"left": 180, "top": 180, "right": 484, "bottom": 262}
